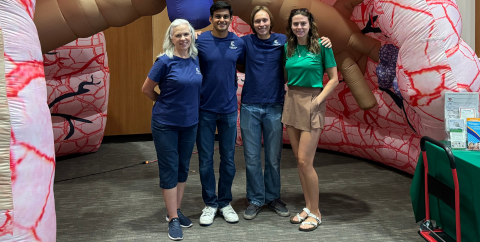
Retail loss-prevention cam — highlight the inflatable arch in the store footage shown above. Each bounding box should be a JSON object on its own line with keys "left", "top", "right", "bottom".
{"left": 0, "top": 0, "right": 478, "bottom": 241}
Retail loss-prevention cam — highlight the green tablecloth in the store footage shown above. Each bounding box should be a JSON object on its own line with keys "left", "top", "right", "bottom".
{"left": 411, "top": 142, "right": 480, "bottom": 242}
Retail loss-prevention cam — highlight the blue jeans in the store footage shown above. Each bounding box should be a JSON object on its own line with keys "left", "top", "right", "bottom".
{"left": 197, "top": 110, "right": 238, "bottom": 208}
{"left": 151, "top": 119, "right": 197, "bottom": 189}
{"left": 240, "top": 103, "right": 283, "bottom": 206}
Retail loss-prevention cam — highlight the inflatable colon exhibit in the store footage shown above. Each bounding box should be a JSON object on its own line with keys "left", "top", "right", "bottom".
{"left": 227, "top": 0, "right": 480, "bottom": 174}
{"left": 0, "top": 0, "right": 478, "bottom": 241}
{"left": 334, "top": 0, "right": 480, "bottom": 173}
{"left": 43, "top": 33, "right": 109, "bottom": 157}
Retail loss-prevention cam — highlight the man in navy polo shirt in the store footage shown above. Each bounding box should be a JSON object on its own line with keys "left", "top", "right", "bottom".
{"left": 195, "top": 1, "right": 245, "bottom": 226}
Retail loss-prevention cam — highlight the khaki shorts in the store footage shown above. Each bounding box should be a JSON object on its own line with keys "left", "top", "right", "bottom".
{"left": 281, "top": 86, "right": 326, "bottom": 131}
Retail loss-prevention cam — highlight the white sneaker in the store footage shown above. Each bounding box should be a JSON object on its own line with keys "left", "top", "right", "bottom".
{"left": 220, "top": 204, "right": 239, "bottom": 223}
{"left": 199, "top": 206, "right": 217, "bottom": 226}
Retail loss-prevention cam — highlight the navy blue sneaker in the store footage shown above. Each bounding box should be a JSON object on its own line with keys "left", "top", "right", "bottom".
{"left": 168, "top": 218, "right": 183, "bottom": 241}
{"left": 166, "top": 209, "right": 193, "bottom": 228}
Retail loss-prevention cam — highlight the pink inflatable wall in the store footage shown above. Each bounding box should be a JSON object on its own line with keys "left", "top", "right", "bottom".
{"left": 0, "top": 0, "right": 56, "bottom": 241}
{"left": 44, "top": 33, "right": 109, "bottom": 157}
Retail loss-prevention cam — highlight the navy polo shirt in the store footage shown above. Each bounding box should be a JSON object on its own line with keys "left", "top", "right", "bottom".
{"left": 241, "top": 33, "right": 287, "bottom": 104}
{"left": 147, "top": 55, "right": 203, "bottom": 127}
{"left": 196, "top": 31, "right": 245, "bottom": 114}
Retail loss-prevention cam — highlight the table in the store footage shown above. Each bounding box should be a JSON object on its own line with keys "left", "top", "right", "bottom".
{"left": 411, "top": 141, "right": 480, "bottom": 241}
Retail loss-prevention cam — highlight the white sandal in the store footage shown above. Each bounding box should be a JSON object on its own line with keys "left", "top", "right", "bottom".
{"left": 299, "top": 212, "right": 322, "bottom": 232}
{"left": 290, "top": 208, "right": 310, "bottom": 224}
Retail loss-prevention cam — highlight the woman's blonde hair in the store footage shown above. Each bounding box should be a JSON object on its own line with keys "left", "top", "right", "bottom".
{"left": 158, "top": 19, "right": 198, "bottom": 59}
{"left": 250, "top": 6, "right": 274, "bottom": 34}
{"left": 286, "top": 9, "right": 321, "bottom": 57}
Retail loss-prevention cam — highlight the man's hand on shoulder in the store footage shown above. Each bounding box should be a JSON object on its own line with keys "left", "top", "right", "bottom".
{"left": 320, "top": 36, "right": 332, "bottom": 48}
{"left": 195, "top": 30, "right": 203, "bottom": 39}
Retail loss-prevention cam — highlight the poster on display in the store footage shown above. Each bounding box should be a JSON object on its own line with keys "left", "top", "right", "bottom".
{"left": 467, "top": 118, "right": 480, "bottom": 150}
{"left": 444, "top": 92, "right": 479, "bottom": 130}
{"left": 448, "top": 118, "right": 466, "bottom": 149}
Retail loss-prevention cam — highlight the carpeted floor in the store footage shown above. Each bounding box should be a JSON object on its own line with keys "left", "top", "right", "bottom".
{"left": 54, "top": 141, "right": 423, "bottom": 241}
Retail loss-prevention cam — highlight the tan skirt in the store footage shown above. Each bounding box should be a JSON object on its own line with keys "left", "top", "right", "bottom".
{"left": 281, "top": 86, "right": 326, "bottom": 131}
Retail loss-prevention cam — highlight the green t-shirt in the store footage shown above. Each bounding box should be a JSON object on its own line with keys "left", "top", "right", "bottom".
{"left": 284, "top": 39, "right": 337, "bottom": 88}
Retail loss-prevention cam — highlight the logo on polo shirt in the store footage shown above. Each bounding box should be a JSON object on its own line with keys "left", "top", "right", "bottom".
{"left": 273, "top": 39, "right": 281, "bottom": 46}
{"left": 196, "top": 68, "right": 201, "bottom": 75}
{"left": 230, "top": 41, "right": 238, "bottom": 49}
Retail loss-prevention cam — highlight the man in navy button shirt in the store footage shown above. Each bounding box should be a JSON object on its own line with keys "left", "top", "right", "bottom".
{"left": 195, "top": 1, "right": 245, "bottom": 226}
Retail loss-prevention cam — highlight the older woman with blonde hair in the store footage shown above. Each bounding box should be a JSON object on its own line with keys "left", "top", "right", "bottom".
{"left": 142, "top": 18, "right": 202, "bottom": 241}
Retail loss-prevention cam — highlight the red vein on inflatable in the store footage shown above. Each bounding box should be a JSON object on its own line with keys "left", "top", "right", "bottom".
{"left": 10, "top": 132, "right": 21, "bottom": 183}
{"left": 426, "top": 0, "right": 460, "bottom": 12}
{"left": 381, "top": 1, "right": 433, "bottom": 17}
{"left": 406, "top": 65, "right": 450, "bottom": 106}
{"left": 445, "top": 44, "right": 459, "bottom": 58}
{"left": 17, "top": 0, "right": 34, "bottom": 18}
{"left": 29, "top": 168, "right": 55, "bottom": 242}
{"left": 416, "top": 106, "right": 444, "bottom": 122}
{"left": 5, "top": 54, "right": 45, "bottom": 97}
{"left": 473, "top": 70, "right": 480, "bottom": 86}
{"left": 390, "top": 5, "right": 395, "bottom": 27}
{"left": 16, "top": 141, "right": 55, "bottom": 164}
{"left": 338, "top": 86, "right": 352, "bottom": 118}
{"left": 0, "top": 210, "right": 13, "bottom": 236}
{"left": 53, "top": 53, "right": 105, "bottom": 79}
{"left": 43, "top": 57, "right": 69, "bottom": 67}
{"left": 10, "top": 131, "right": 54, "bottom": 184}
{"left": 338, "top": 115, "right": 350, "bottom": 145}
{"left": 457, "top": 84, "right": 473, "bottom": 92}
{"left": 10, "top": 131, "right": 54, "bottom": 241}
{"left": 441, "top": 5, "right": 460, "bottom": 39}
{"left": 363, "top": 110, "right": 380, "bottom": 132}
{"left": 405, "top": 65, "right": 450, "bottom": 77}
{"left": 425, "top": 24, "right": 435, "bottom": 65}
{"left": 14, "top": 169, "right": 55, "bottom": 242}
{"left": 56, "top": 44, "right": 104, "bottom": 50}
{"left": 10, "top": 153, "right": 27, "bottom": 183}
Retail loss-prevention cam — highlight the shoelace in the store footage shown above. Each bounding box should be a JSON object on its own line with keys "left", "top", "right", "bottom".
{"left": 202, "top": 207, "right": 216, "bottom": 216}
{"left": 222, "top": 206, "right": 236, "bottom": 215}
{"left": 169, "top": 219, "right": 181, "bottom": 231}
{"left": 247, "top": 204, "right": 259, "bottom": 210}
{"left": 177, "top": 210, "right": 186, "bottom": 219}
{"left": 271, "top": 199, "right": 286, "bottom": 207}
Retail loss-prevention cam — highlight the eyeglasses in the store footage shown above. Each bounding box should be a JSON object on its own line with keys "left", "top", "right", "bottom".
{"left": 290, "top": 8, "right": 309, "bottom": 14}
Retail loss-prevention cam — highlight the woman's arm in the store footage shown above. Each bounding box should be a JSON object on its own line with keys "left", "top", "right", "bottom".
{"left": 313, "top": 67, "right": 339, "bottom": 106}
{"left": 142, "top": 77, "right": 159, "bottom": 102}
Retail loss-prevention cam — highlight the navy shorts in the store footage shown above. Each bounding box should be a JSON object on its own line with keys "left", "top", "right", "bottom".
{"left": 151, "top": 119, "right": 197, "bottom": 189}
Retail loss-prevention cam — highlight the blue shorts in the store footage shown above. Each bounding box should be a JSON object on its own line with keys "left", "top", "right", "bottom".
{"left": 151, "top": 119, "right": 198, "bottom": 189}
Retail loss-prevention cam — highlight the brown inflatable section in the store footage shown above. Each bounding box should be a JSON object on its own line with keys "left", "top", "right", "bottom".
{"left": 34, "top": 0, "right": 166, "bottom": 54}
{"left": 34, "top": 0, "right": 378, "bottom": 110}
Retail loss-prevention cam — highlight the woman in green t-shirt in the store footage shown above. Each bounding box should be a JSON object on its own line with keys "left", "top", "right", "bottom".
{"left": 282, "top": 8, "right": 339, "bottom": 232}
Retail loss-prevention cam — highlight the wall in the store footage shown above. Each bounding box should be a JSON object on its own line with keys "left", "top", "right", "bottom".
{"left": 104, "top": 17, "right": 154, "bottom": 136}
{"left": 456, "top": 0, "right": 475, "bottom": 51}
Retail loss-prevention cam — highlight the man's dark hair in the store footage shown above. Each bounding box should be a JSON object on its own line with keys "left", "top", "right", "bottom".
{"left": 210, "top": 1, "right": 233, "bottom": 17}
